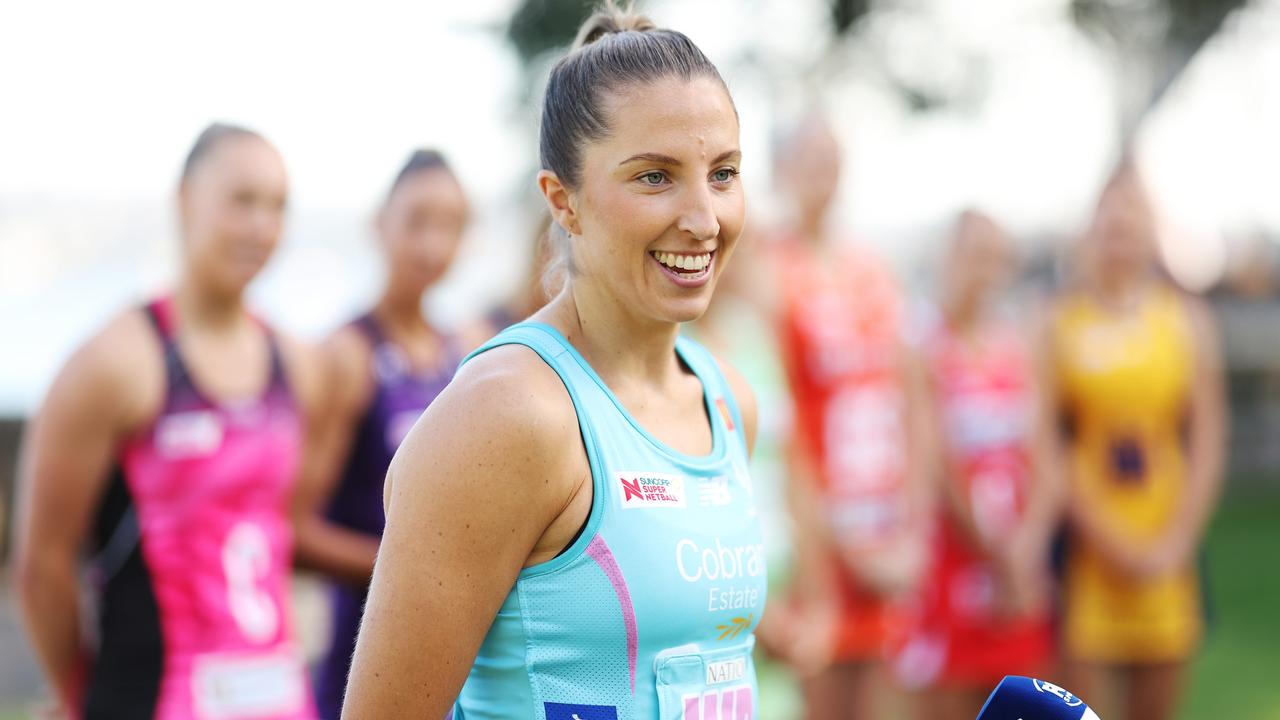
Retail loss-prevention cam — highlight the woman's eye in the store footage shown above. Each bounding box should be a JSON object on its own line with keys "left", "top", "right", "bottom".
{"left": 640, "top": 171, "right": 667, "bottom": 186}
{"left": 712, "top": 168, "right": 738, "bottom": 183}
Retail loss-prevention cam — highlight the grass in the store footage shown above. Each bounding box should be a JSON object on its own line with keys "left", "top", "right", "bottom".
{"left": 1178, "top": 494, "right": 1280, "bottom": 719}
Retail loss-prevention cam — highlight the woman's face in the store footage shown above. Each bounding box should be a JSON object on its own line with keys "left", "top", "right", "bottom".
{"left": 776, "top": 120, "right": 841, "bottom": 224}
{"left": 180, "top": 136, "right": 289, "bottom": 296}
{"left": 378, "top": 168, "right": 468, "bottom": 293}
{"left": 946, "top": 212, "right": 1013, "bottom": 306}
{"left": 565, "top": 75, "right": 744, "bottom": 325}
{"left": 1088, "top": 173, "right": 1157, "bottom": 277}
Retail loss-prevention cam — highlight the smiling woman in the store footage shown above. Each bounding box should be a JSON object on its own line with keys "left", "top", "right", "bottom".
{"left": 339, "top": 3, "right": 764, "bottom": 720}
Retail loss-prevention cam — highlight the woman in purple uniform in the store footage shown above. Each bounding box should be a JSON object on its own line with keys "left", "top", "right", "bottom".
{"left": 290, "top": 150, "right": 472, "bottom": 719}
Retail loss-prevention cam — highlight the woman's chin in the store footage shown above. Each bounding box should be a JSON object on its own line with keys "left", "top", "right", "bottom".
{"left": 657, "top": 296, "right": 714, "bottom": 326}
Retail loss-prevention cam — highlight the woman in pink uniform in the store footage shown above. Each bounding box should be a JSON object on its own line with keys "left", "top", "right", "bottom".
{"left": 14, "top": 123, "right": 322, "bottom": 720}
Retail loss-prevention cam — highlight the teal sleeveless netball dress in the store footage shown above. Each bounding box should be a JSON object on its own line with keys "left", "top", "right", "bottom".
{"left": 452, "top": 323, "right": 767, "bottom": 720}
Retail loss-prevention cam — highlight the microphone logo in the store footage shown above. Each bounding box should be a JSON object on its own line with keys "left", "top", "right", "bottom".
{"left": 1032, "top": 678, "right": 1085, "bottom": 707}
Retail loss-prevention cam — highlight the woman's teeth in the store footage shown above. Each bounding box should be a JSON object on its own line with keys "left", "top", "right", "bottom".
{"left": 652, "top": 251, "right": 712, "bottom": 272}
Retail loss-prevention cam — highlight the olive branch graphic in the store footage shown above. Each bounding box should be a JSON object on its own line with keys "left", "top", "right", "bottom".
{"left": 716, "top": 613, "right": 753, "bottom": 641}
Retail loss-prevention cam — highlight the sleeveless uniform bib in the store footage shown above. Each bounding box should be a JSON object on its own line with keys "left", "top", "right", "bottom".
{"left": 87, "top": 298, "right": 313, "bottom": 719}
{"left": 1053, "top": 286, "right": 1203, "bottom": 662}
{"left": 896, "top": 315, "right": 1052, "bottom": 687}
{"left": 453, "top": 323, "right": 767, "bottom": 720}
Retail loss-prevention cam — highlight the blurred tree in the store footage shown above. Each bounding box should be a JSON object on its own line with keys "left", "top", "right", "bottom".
{"left": 507, "top": 0, "right": 597, "bottom": 64}
{"left": 1071, "top": 0, "right": 1249, "bottom": 137}
{"left": 830, "top": 0, "right": 873, "bottom": 36}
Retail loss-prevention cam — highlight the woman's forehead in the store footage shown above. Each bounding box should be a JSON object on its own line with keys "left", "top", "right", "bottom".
{"left": 597, "top": 76, "right": 738, "bottom": 157}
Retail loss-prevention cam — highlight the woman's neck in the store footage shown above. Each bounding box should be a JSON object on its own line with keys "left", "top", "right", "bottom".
{"left": 942, "top": 287, "right": 982, "bottom": 336}
{"left": 173, "top": 273, "right": 246, "bottom": 332}
{"left": 374, "top": 283, "right": 431, "bottom": 338}
{"left": 544, "top": 279, "right": 683, "bottom": 389}
{"left": 794, "top": 210, "right": 828, "bottom": 247}
{"left": 1090, "top": 266, "right": 1151, "bottom": 312}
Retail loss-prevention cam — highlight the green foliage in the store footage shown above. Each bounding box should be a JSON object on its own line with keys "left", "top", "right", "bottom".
{"left": 830, "top": 0, "right": 872, "bottom": 36}
{"left": 1069, "top": 0, "right": 1247, "bottom": 52}
{"left": 506, "top": 0, "right": 599, "bottom": 63}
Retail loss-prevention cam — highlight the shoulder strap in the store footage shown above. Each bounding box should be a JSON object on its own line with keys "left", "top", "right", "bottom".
{"left": 351, "top": 313, "right": 386, "bottom": 347}
{"left": 461, "top": 322, "right": 578, "bottom": 374}
{"left": 675, "top": 335, "right": 747, "bottom": 454}
{"left": 142, "top": 297, "right": 186, "bottom": 393}
{"left": 262, "top": 326, "right": 291, "bottom": 395}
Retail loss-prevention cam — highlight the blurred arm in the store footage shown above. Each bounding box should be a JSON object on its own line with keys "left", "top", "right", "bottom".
{"left": 889, "top": 343, "right": 935, "bottom": 588}
{"left": 998, "top": 308, "right": 1068, "bottom": 611}
{"left": 287, "top": 328, "right": 381, "bottom": 586}
{"left": 341, "top": 346, "right": 585, "bottom": 718}
{"left": 1148, "top": 297, "right": 1226, "bottom": 575}
{"left": 13, "top": 313, "right": 157, "bottom": 712}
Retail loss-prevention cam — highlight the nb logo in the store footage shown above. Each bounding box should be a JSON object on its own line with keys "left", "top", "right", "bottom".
{"left": 1032, "top": 679, "right": 1084, "bottom": 707}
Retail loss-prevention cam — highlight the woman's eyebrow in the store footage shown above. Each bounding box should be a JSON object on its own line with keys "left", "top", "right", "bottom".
{"left": 618, "top": 152, "right": 681, "bottom": 167}
{"left": 617, "top": 148, "right": 742, "bottom": 167}
{"left": 712, "top": 149, "right": 742, "bottom": 165}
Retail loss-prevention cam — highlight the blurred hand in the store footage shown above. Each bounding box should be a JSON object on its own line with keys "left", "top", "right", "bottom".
{"left": 1128, "top": 532, "right": 1195, "bottom": 581}
{"left": 779, "top": 600, "right": 839, "bottom": 678}
{"left": 992, "top": 545, "right": 1049, "bottom": 619}
{"left": 842, "top": 533, "right": 928, "bottom": 599}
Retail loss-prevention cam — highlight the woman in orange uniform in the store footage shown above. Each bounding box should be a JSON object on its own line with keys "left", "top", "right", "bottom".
{"left": 1049, "top": 163, "right": 1226, "bottom": 720}
{"left": 770, "top": 112, "right": 929, "bottom": 719}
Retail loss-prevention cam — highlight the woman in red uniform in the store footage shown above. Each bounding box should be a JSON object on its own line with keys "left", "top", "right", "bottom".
{"left": 897, "top": 211, "right": 1060, "bottom": 718}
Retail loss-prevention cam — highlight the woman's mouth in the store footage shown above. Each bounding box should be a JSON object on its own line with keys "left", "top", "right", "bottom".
{"left": 650, "top": 250, "right": 715, "bottom": 288}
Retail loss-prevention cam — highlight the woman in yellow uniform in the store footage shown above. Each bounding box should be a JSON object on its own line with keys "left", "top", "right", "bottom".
{"left": 1048, "top": 162, "right": 1226, "bottom": 720}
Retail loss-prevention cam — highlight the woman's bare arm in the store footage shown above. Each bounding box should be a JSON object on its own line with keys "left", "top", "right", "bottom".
{"left": 341, "top": 345, "right": 588, "bottom": 718}
{"left": 1143, "top": 296, "right": 1226, "bottom": 577}
{"left": 13, "top": 311, "right": 160, "bottom": 710}
{"left": 288, "top": 328, "right": 381, "bottom": 585}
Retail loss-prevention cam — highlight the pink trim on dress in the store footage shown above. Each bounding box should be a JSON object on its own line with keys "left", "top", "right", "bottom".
{"left": 586, "top": 535, "right": 638, "bottom": 694}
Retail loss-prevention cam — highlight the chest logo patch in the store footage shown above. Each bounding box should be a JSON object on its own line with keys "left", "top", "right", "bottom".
{"left": 615, "top": 472, "right": 686, "bottom": 509}
{"left": 156, "top": 410, "right": 223, "bottom": 458}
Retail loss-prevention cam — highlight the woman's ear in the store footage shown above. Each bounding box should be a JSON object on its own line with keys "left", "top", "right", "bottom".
{"left": 537, "top": 170, "right": 580, "bottom": 236}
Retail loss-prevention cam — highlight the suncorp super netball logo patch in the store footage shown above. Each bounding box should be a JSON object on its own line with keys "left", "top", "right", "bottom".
{"left": 615, "top": 472, "right": 686, "bottom": 509}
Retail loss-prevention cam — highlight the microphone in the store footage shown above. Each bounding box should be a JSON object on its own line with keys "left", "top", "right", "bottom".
{"left": 976, "top": 676, "right": 1101, "bottom": 720}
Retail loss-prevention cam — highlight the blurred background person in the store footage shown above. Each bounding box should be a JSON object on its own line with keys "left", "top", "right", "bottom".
{"left": 895, "top": 210, "right": 1059, "bottom": 719}
{"left": 768, "top": 110, "right": 930, "bottom": 719}
{"left": 479, "top": 213, "right": 558, "bottom": 335}
{"left": 1048, "top": 162, "right": 1226, "bottom": 720}
{"left": 288, "top": 149, "right": 471, "bottom": 720}
{"left": 13, "top": 124, "right": 322, "bottom": 719}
